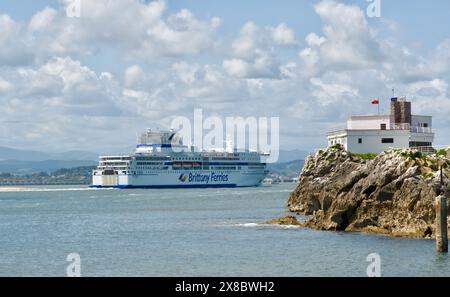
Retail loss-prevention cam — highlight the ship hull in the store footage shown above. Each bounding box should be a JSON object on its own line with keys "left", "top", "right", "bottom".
{"left": 91, "top": 170, "right": 266, "bottom": 189}
{"left": 90, "top": 184, "right": 239, "bottom": 189}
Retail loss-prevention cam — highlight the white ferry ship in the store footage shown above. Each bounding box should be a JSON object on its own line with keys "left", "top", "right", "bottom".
{"left": 91, "top": 129, "right": 269, "bottom": 188}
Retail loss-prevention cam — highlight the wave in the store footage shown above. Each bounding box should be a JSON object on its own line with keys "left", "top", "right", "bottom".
{"left": 235, "top": 223, "right": 262, "bottom": 228}
{"left": 234, "top": 222, "right": 301, "bottom": 229}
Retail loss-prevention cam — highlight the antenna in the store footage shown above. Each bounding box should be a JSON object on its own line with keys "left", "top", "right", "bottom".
{"left": 392, "top": 88, "right": 395, "bottom": 98}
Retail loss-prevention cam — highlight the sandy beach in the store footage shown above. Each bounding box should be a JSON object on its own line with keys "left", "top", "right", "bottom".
{"left": 0, "top": 187, "right": 29, "bottom": 192}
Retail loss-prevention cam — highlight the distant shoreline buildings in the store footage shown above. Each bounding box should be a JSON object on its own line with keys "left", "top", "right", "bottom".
{"left": 327, "top": 97, "right": 435, "bottom": 154}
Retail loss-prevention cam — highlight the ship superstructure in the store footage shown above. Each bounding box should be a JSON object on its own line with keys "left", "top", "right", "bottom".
{"left": 92, "top": 129, "right": 268, "bottom": 188}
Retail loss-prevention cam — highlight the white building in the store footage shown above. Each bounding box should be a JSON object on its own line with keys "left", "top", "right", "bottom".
{"left": 327, "top": 98, "right": 434, "bottom": 154}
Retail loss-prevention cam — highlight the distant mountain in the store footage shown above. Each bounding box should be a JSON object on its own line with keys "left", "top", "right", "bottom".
{"left": 0, "top": 160, "right": 97, "bottom": 174}
{"left": 0, "top": 147, "right": 51, "bottom": 162}
{"left": 0, "top": 146, "right": 99, "bottom": 162}
{"left": 50, "top": 150, "right": 100, "bottom": 161}
{"left": 267, "top": 159, "right": 305, "bottom": 178}
{"left": 277, "top": 149, "right": 309, "bottom": 163}
{"left": 0, "top": 146, "right": 309, "bottom": 175}
{"left": 0, "top": 146, "right": 308, "bottom": 163}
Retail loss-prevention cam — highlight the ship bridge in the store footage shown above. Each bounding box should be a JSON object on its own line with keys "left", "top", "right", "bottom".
{"left": 135, "top": 129, "right": 189, "bottom": 153}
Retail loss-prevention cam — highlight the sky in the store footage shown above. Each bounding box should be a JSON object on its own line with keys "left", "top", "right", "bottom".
{"left": 0, "top": 0, "right": 450, "bottom": 153}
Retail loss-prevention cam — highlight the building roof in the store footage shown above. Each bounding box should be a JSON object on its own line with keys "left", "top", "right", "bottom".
{"left": 349, "top": 115, "right": 390, "bottom": 120}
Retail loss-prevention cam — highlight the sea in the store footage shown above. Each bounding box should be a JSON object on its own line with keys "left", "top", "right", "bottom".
{"left": 0, "top": 184, "right": 449, "bottom": 277}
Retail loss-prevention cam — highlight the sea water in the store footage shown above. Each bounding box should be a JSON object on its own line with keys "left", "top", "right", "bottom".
{"left": 0, "top": 184, "right": 448, "bottom": 277}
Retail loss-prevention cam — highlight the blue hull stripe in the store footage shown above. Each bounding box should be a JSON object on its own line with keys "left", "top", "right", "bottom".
{"left": 164, "top": 162, "right": 266, "bottom": 166}
{"left": 90, "top": 184, "right": 239, "bottom": 189}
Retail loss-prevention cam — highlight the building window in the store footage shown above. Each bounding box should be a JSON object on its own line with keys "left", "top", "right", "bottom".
{"left": 380, "top": 124, "right": 387, "bottom": 130}
{"left": 410, "top": 142, "right": 432, "bottom": 147}
{"left": 382, "top": 138, "right": 394, "bottom": 144}
{"left": 358, "top": 138, "right": 362, "bottom": 144}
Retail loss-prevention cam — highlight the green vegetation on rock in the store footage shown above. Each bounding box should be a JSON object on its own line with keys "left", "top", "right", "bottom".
{"left": 437, "top": 149, "right": 448, "bottom": 157}
{"left": 288, "top": 145, "right": 450, "bottom": 239}
{"left": 350, "top": 152, "right": 378, "bottom": 161}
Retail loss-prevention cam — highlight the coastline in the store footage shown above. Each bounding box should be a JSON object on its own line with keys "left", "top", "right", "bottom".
{"left": 285, "top": 145, "right": 450, "bottom": 239}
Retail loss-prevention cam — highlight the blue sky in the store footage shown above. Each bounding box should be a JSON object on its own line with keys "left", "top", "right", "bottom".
{"left": 0, "top": 0, "right": 449, "bottom": 153}
{"left": 3, "top": 0, "right": 450, "bottom": 50}
{"left": 173, "top": 0, "right": 450, "bottom": 49}
{"left": 2, "top": 0, "right": 449, "bottom": 72}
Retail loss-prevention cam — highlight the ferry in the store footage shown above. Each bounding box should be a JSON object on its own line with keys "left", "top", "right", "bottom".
{"left": 91, "top": 129, "right": 269, "bottom": 188}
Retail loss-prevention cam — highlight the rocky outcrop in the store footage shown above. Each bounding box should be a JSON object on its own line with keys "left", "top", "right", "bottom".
{"left": 288, "top": 145, "right": 450, "bottom": 238}
{"left": 265, "top": 216, "right": 302, "bottom": 226}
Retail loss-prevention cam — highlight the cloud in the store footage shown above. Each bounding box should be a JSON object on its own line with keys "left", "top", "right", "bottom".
{"left": 70, "top": 0, "right": 220, "bottom": 59}
{"left": 423, "top": 39, "right": 450, "bottom": 79}
{"left": 124, "top": 64, "right": 146, "bottom": 88}
{"left": 0, "top": 14, "right": 34, "bottom": 66}
{"left": 0, "top": 57, "right": 122, "bottom": 117}
{"left": 223, "top": 54, "right": 278, "bottom": 79}
{"left": 416, "top": 87, "right": 441, "bottom": 97}
{"left": 1, "top": 0, "right": 450, "bottom": 152}
{"left": 310, "top": 77, "right": 359, "bottom": 106}
{"left": 28, "top": 6, "right": 57, "bottom": 32}
{"left": 0, "top": 57, "right": 146, "bottom": 150}
{"left": 305, "top": 33, "right": 326, "bottom": 47}
{"left": 223, "top": 21, "right": 297, "bottom": 79}
{"left": 299, "top": 0, "right": 385, "bottom": 74}
{"left": 0, "top": 78, "right": 13, "bottom": 93}
{"left": 172, "top": 62, "right": 200, "bottom": 84}
{"left": 0, "top": 0, "right": 221, "bottom": 66}
{"left": 299, "top": 1, "right": 450, "bottom": 84}
{"left": 141, "top": 8, "right": 222, "bottom": 57}
{"left": 271, "top": 23, "right": 297, "bottom": 46}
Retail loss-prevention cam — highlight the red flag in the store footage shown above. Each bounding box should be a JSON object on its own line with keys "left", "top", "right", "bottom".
{"left": 371, "top": 99, "right": 380, "bottom": 105}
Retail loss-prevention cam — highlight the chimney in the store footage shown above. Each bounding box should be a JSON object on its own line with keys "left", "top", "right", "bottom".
{"left": 390, "top": 97, "right": 411, "bottom": 125}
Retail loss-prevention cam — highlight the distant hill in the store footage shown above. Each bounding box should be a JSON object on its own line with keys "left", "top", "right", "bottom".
{"left": 0, "top": 160, "right": 97, "bottom": 174}
{"left": 277, "top": 150, "right": 309, "bottom": 163}
{"left": 0, "top": 146, "right": 99, "bottom": 162}
{"left": 0, "top": 146, "right": 308, "bottom": 163}
{"left": 0, "top": 146, "right": 309, "bottom": 175}
{"left": 0, "top": 165, "right": 96, "bottom": 185}
{"left": 267, "top": 159, "right": 305, "bottom": 178}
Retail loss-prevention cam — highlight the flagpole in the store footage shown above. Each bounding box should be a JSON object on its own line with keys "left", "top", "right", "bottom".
{"left": 371, "top": 99, "right": 381, "bottom": 115}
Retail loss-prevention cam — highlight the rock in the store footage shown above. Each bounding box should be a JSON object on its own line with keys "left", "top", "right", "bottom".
{"left": 265, "top": 216, "right": 302, "bottom": 226}
{"left": 288, "top": 146, "right": 450, "bottom": 238}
